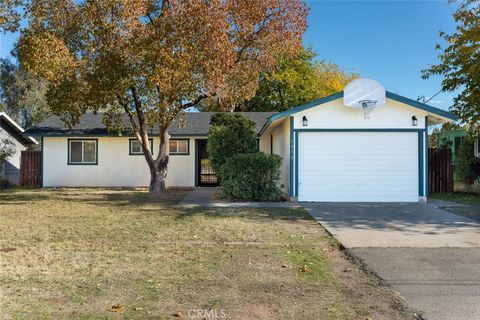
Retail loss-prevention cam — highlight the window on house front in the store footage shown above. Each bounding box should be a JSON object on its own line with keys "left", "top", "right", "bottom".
{"left": 169, "top": 139, "right": 189, "bottom": 155}
{"left": 68, "top": 140, "right": 97, "bottom": 165}
{"left": 129, "top": 139, "right": 153, "bottom": 155}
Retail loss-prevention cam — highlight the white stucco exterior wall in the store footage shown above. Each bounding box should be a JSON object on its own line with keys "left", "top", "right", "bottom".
{"left": 42, "top": 136, "right": 202, "bottom": 187}
{"left": 260, "top": 118, "right": 291, "bottom": 195}
{"left": 292, "top": 98, "right": 429, "bottom": 129}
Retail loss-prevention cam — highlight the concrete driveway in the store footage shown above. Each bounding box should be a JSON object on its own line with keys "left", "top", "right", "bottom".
{"left": 303, "top": 202, "right": 480, "bottom": 320}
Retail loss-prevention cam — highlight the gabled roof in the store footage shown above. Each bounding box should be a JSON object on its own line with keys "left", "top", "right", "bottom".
{"left": 26, "top": 112, "right": 275, "bottom": 137}
{"left": 0, "top": 112, "right": 37, "bottom": 145}
{"left": 259, "top": 91, "right": 459, "bottom": 135}
{"left": 385, "top": 91, "right": 458, "bottom": 120}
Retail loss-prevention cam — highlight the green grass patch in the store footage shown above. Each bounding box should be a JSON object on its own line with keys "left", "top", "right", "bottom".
{"left": 430, "top": 192, "right": 480, "bottom": 207}
{"left": 430, "top": 193, "right": 480, "bottom": 221}
{"left": 284, "top": 247, "right": 334, "bottom": 285}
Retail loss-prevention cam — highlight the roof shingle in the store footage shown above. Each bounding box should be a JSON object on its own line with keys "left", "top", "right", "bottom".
{"left": 26, "top": 112, "right": 275, "bottom": 137}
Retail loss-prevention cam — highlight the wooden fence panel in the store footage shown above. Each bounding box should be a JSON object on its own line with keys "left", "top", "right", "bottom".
{"left": 20, "top": 150, "right": 41, "bottom": 187}
{"left": 428, "top": 148, "right": 453, "bottom": 193}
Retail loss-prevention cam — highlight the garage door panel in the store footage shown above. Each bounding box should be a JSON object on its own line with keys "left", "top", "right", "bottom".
{"left": 298, "top": 132, "right": 419, "bottom": 202}
{"left": 303, "top": 168, "right": 417, "bottom": 175}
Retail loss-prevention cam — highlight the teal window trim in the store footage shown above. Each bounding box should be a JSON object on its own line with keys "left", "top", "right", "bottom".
{"left": 425, "top": 116, "right": 429, "bottom": 197}
{"left": 40, "top": 137, "right": 44, "bottom": 187}
{"left": 289, "top": 116, "right": 294, "bottom": 196}
{"left": 418, "top": 131, "right": 424, "bottom": 196}
{"left": 294, "top": 131, "right": 299, "bottom": 197}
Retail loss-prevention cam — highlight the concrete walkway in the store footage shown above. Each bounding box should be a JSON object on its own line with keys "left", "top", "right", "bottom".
{"left": 177, "top": 187, "right": 217, "bottom": 207}
{"left": 177, "top": 187, "right": 302, "bottom": 208}
{"left": 304, "top": 201, "right": 480, "bottom": 320}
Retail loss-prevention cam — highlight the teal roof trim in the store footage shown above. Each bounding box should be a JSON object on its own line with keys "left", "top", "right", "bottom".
{"left": 270, "top": 92, "right": 344, "bottom": 122}
{"left": 258, "top": 92, "right": 344, "bottom": 135}
{"left": 259, "top": 90, "right": 458, "bottom": 135}
{"left": 385, "top": 91, "right": 458, "bottom": 121}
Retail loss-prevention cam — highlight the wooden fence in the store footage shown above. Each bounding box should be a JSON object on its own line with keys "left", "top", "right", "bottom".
{"left": 428, "top": 148, "right": 453, "bottom": 193}
{"left": 20, "top": 150, "right": 41, "bottom": 187}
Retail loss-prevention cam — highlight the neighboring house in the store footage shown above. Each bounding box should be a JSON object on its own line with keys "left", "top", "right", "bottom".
{"left": 0, "top": 112, "right": 37, "bottom": 183}
{"left": 26, "top": 81, "right": 456, "bottom": 202}
{"left": 436, "top": 128, "right": 480, "bottom": 162}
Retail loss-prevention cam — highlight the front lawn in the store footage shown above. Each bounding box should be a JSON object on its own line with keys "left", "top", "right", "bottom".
{"left": 0, "top": 189, "right": 411, "bottom": 319}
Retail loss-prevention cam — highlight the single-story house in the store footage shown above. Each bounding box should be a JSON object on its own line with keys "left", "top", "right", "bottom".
{"left": 26, "top": 112, "right": 274, "bottom": 189}
{"left": 0, "top": 112, "right": 37, "bottom": 183}
{"left": 26, "top": 80, "right": 457, "bottom": 202}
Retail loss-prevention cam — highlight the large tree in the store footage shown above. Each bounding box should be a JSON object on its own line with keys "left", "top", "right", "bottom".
{"left": 8, "top": 0, "right": 307, "bottom": 192}
{"left": 242, "top": 47, "right": 357, "bottom": 112}
{"left": 0, "top": 58, "right": 49, "bottom": 128}
{"left": 422, "top": 0, "right": 480, "bottom": 132}
{"left": 0, "top": 0, "right": 22, "bottom": 33}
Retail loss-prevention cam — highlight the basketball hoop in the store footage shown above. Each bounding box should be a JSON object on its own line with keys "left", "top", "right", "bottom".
{"left": 358, "top": 99, "right": 377, "bottom": 119}
{"left": 343, "top": 79, "right": 386, "bottom": 119}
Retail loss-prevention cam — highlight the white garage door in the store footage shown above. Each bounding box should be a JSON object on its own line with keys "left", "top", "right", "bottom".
{"left": 298, "top": 132, "right": 419, "bottom": 202}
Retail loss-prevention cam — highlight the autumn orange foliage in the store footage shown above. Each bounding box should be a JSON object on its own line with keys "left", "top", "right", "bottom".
{"left": 14, "top": 0, "right": 308, "bottom": 192}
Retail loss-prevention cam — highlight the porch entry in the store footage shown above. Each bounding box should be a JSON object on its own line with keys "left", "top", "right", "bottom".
{"left": 196, "top": 140, "right": 218, "bottom": 187}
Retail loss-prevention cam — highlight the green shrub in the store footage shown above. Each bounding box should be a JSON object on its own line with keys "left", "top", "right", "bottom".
{"left": 220, "top": 153, "right": 283, "bottom": 201}
{"left": 207, "top": 113, "right": 258, "bottom": 173}
{"left": 455, "top": 140, "right": 480, "bottom": 186}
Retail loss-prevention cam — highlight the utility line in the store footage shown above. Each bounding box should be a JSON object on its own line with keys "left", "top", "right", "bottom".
{"left": 424, "top": 89, "right": 443, "bottom": 104}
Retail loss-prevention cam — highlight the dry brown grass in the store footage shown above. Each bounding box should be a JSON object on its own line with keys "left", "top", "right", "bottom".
{"left": 0, "top": 189, "right": 413, "bottom": 320}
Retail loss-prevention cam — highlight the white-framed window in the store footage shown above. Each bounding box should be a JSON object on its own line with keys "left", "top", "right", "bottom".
{"left": 169, "top": 139, "right": 189, "bottom": 155}
{"left": 68, "top": 139, "right": 97, "bottom": 165}
{"left": 129, "top": 139, "right": 153, "bottom": 155}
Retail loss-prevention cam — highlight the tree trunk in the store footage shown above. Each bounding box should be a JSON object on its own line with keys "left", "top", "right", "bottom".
{"left": 146, "top": 125, "right": 170, "bottom": 193}
{"left": 149, "top": 164, "right": 167, "bottom": 193}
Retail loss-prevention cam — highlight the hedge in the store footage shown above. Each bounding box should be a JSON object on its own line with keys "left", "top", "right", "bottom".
{"left": 220, "top": 152, "right": 283, "bottom": 201}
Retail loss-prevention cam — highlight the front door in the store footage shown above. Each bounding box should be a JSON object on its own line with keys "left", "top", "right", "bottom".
{"left": 196, "top": 140, "right": 218, "bottom": 187}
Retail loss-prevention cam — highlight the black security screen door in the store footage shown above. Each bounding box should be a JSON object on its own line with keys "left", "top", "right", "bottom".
{"left": 196, "top": 140, "right": 218, "bottom": 186}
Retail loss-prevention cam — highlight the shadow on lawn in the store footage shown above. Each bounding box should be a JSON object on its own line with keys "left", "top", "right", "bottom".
{"left": 173, "top": 206, "right": 313, "bottom": 222}
{"left": 0, "top": 188, "right": 189, "bottom": 206}
{"left": 0, "top": 189, "right": 52, "bottom": 203}
{"left": 0, "top": 188, "right": 313, "bottom": 222}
